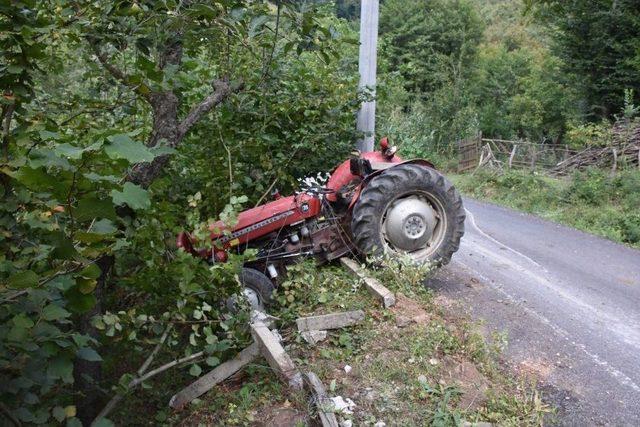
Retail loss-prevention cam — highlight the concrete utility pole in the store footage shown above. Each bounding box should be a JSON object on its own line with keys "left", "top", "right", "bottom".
{"left": 356, "top": 0, "right": 379, "bottom": 152}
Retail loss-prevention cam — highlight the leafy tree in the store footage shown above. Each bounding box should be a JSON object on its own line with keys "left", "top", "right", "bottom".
{"left": 1, "top": 0, "right": 358, "bottom": 424}
{"left": 379, "top": 0, "right": 484, "bottom": 95}
{"left": 335, "top": 0, "right": 360, "bottom": 20}
{"left": 525, "top": 0, "right": 640, "bottom": 119}
{"left": 472, "top": 44, "right": 580, "bottom": 142}
{"left": 375, "top": 0, "right": 485, "bottom": 154}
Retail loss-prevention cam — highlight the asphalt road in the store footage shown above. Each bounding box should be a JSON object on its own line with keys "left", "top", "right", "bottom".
{"left": 429, "top": 198, "right": 640, "bottom": 426}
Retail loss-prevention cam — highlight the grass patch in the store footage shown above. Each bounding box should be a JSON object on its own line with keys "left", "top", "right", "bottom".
{"left": 451, "top": 168, "right": 640, "bottom": 247}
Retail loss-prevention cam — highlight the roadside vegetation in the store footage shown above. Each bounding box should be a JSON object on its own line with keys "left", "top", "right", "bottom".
{"left": 452, "top": 168, "right": 640, "bottom": 248}
{"left": 165, "top": 259, "right": 551, "bottom": 426}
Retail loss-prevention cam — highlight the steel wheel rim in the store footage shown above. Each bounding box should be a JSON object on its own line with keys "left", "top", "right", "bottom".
{"left": 228, "top": 287, "right": 265, "bottom": 312}
{"left": 242, "top": 287, "right": 264, "bottom": 311}
{"left": 380, "top": 191, "right": 447, "bottom": 261}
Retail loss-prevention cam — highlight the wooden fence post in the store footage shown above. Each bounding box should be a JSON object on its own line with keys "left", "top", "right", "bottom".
{"left": 508, "top": 144, "right": 517, "bottom": 169}
{"left": 529, "top": 144, "right": 537, "bottom": 170}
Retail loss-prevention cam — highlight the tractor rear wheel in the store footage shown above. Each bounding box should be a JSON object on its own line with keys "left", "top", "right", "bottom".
{"left": 351, "top": 164, "right": 465, "bottom": 266}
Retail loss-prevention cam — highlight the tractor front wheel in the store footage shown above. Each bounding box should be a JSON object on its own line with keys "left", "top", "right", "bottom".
{"left": 351, "top": 164, "right": 465, "bottom": 266}
{"left": 227, "top": 268, "right": 275, "bottom": 312}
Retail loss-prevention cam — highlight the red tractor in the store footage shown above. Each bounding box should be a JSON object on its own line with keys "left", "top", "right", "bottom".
{"left": 177, "top": 138, "right": 465, "bottom": 309}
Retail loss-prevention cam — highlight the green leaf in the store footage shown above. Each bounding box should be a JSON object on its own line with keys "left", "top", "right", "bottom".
{"left": 42, "top": 304, "right": 71, "bottom": 321}
{"left": 7, "top": 324, "right": 29, "bottom": 341}
{"left": 66, "top": 417, "right": 83, "bottom": 427}
{"left": 75, "top": 198, "right": 117, "bottom": 221}
{"left": 105, "top": 134, "right": 154, "bottom": 163}
{"left": 80, "top": 264, "right": 102, "bottom": 279}
{"left": 48, "top": 355, "right": 74, "bottom": 383}
{"left": 50, "top": 234, "right": 78, "bottom": 260}
{"left": 249, "top": 15, "right": 270, "bottom": 37}
{"left": 50, "top": 275, "right": 75, "bottom": 291}
{"left": 92, "top": 219, "right": 117, "bottom": 234}
{"left": 189, "top": 364, "right": 202, "bottom": 377}
{"left": 110, "top": 183, "right": 151, "bottom": 210}
{"left": 83, "top": 172, "right": 120, "bottom": 183}
{"left": 39, "top": 130, "right": 60, "bottom": 140}
{"left": 76, "top": 219, "right": 117, "bottom": 243}
{"left": 7, "top": 64, "right": 24, "bottom": 74}
{"left": 77, "top": 277, "right": 97, "bottom": 294}
{"left": 54, "top": 143, "right": 84, "bottom": 160}
{"left": 15, "top": 407, "right": 35, "bottom": 423}
{"left": 205, "top": 356, "right": 219, "bottom": 367}
{"left": 29, "top": 148, "right": 73, "bottom": 170}
{"left": 13, "top": 314, "right": 35, "bottom": 329}
{"left": 92, "top": 418, "right": 115, "bottom": 427}
{"left": 12, "top": 166, "right": 65, "bottom": 193}
{"left": 53, "top": 406, "right": 66, "bottom": 422}
{"left": 65, "top": 287, "right": 97, "bottom": 313}
{"left": 8, "top": 270, "right": 38, "bottom": 289}
{"left": 75, "top": 232, "right": 109, "bottom": 244}
{"left": 77, "top": 347, "right": 102, "bottom": 362}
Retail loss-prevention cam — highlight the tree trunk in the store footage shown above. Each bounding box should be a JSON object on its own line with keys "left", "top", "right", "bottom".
{"left": 80, "top": 31, "right": 241, "bottom": 422}
{"left": 75, "top": 255, "right": 113, "bottom": 425}
{"left": 77, "top": 39, "right": 184, "bottom": 422}
{"left": 128, "top": 91, "right": 180, "bottom": 188}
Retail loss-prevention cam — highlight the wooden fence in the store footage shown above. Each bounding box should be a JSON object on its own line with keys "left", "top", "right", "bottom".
{"left": 457, "top": 135, "right": 481, "bottom": 172}
{"left": 458, "top": 137, "right": 577, "bottom": 172}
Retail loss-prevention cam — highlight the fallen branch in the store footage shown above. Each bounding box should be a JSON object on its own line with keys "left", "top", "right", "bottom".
{"left": 93, "top": 323, "right": 185, "bottom": 423}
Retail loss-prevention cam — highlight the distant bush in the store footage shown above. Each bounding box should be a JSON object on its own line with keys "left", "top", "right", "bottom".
{"left": 378, "top": 103, "right": 463, "bottom": 170}
{"left": 564, "top": 169, "right": 611, "bottom": 205}
{"left": 565, "top": 122, "right": 613, "bottom": 149}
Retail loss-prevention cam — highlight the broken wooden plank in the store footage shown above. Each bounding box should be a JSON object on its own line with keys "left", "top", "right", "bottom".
{"left": 296, "top": 310, "right": 365, "bottom": 333}
{"left": 340, "top": 257, "right": 396, "bottom": 308}
{"left": 250, "top": 320, "right": 303, "bottom": 390}
{"left": 168, "top": 342, "right": 260, "bottom": 410}
{"left": 304, "top": 372, "right": 339, "bottom": 427}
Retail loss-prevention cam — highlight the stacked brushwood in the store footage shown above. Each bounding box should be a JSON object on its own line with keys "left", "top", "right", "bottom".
{"left": 551, "top": 119, "right": 640, "bottom": 175}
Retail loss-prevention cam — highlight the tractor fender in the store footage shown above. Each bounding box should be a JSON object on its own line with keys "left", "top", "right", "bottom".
{"left": 347, "top": 159, "right": 437, "bottom": 209}
{"left": 326, "top": 151, "right": 404, "bottom": 202}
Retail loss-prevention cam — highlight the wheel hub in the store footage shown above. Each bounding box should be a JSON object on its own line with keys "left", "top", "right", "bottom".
{"left": 242, "top": 287, "right": 263, "bottom": 311}
{"left": 227, "top": 287, "right": 264, "bottom": 313}
{"left": 384, "top": 196, "right": 438, "bottom": 252}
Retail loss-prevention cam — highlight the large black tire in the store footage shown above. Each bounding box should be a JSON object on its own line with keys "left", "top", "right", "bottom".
{"left": 228, "top": 268, "right": 276, "bottom": 311}
{"left": 351, "top": 164, "right": 465, "bottom": 266}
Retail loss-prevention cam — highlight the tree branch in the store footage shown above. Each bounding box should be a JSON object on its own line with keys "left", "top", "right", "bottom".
{"left": 2, "top": 102, "right": 15, "bottom": 162}
{"left": 88, "top": 41, "right": 151, "bottom": 101}
{"left": 177, "top": 79, "right": 242, "bottom": 140}
{"left": 0, "top": 402, "right": 21, "bottom": 427}
{"left": 93, "top": 323, "right": 180, "bottom": 423}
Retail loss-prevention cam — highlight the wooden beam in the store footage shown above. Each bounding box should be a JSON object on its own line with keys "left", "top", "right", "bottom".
{"left": 168, "top": 343, "right": 260, "bottom": 410}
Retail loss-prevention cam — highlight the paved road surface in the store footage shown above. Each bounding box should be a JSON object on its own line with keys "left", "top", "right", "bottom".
{"left": 430, "top": 198, "right": 640, "bottom": 426}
